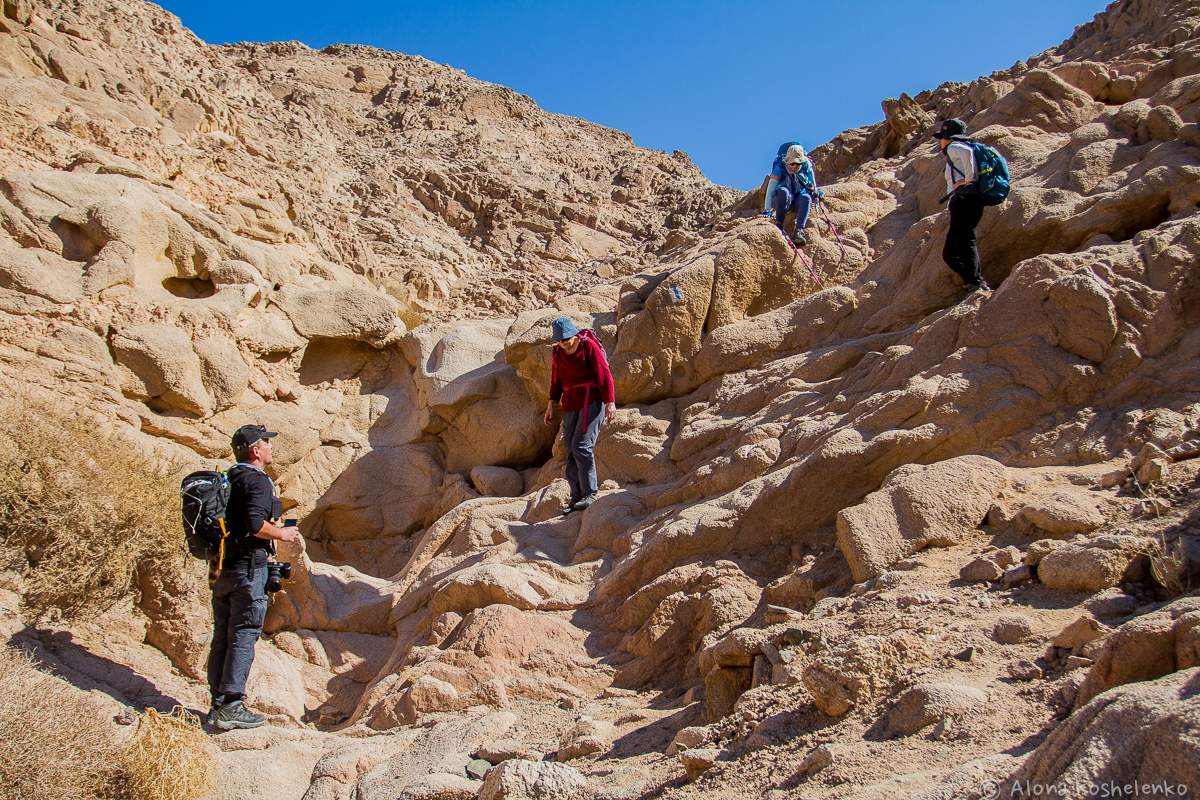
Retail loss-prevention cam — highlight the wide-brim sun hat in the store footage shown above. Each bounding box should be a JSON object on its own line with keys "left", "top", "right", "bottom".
{"left": 551, "top": 316, "right": 580, "bottom": 342}
{"left": 785, "top": 144, "right": 807, "bottom": 164}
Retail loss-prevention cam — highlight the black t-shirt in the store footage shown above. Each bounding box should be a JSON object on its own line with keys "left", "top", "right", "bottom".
{"left": 224, "top": 464, "right": 280, "bottom": 558}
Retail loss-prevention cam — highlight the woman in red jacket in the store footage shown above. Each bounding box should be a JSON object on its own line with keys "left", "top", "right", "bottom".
{"left": 542, "top": 316, "right": 616, "bottom": 515}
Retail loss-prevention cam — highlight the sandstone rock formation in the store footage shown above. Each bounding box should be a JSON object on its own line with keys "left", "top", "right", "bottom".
{"left": 2, "top": 0, "right": 1200, "bottom": 798}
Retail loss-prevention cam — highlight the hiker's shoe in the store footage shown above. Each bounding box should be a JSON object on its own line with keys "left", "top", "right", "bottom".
{"left": 204, "top": 694, "right": 227, "bottom": 728}
{"left": 572, "top": 493, "right": 598, "bottom": 511}
{"left": 968, "top": 279, "right": 992, "bottom": 293}
{"left": 561, "top": 498, "right": 581, "bottom": 516}
{"left": 759, "top": 210, "right": 774, "bottom": 219}
{"left": 213, "top": 700, "right": 266, "bottom": 731}
{"left": 791, "top": 230, "right": 808, "bottom": 247}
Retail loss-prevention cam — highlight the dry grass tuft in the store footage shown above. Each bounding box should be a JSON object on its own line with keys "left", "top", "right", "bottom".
{"left": 0, "top": 644, "right": 121, "bottom": 800}
{"left": 119, "top": 707, "right": 216, "bottom": 800}
{"left": 0, "top": 396, "right": 183, "bottom": 618}
{"left": 1149, "top": 534, "right": 1191, "bottom": 599}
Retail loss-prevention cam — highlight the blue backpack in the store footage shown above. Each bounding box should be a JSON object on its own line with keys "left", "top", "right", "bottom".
{"left": 947, "top": 137, "right": 1011, "bottom": 206}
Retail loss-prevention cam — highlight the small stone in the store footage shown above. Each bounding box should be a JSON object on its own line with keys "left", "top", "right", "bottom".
{"left": 953, "top": 646, "right": 976, "bottom": 662}
{"left": 992, "top": 615, "right": 1034, "bottom": 644}
{"left": 474, "top": 738, "right": 540, "bottom": 764}
{"left": 764, "top": 604, "right": 798, "bottom": 624}
{"left": 993, "top": 547, "right": 1022, "bottom": 569}
{"left": 466, "top": 759, "right": 492, "bottom": 780}
{"left": 1002, "top": 565, "right": 1033, "bottom": 586}
{"left": 1057, "top": 674, "right": 1083, "bottom": 707}
{"left": 751, "top": 654, "right": 772, "bottom": 689}
{"left": 961, "top": 557, "right": 1004, "bottom": 583}
{"left": 600, "top": 686, "right": 638, "bottom": 699}
{"left": 1052, "top": 615, "right": 1110, "bottom": 650}
{"left": 1008, "top": 659, "right": 1043, "bottom": 681}
{"left": 1084, "top": 589, "right": 1140, "bottom": 619}
{"left": 930, "top": 717, "right": 952, "bottom": 740}
{"left": 760, "top": 642, "right": 782, "bottom": 666}
{"left": 679, "top": 747, "right": 719, "bottom": 776}
{"left": 114, "top": 708, "right": 137, "bottom": 725}
{"left": 778, "top": 627, "right": 808, "bottom": 647}
{"left": 1064, "top": 655, "right": 1094, "bottom": 671}
{"left": 1136, "top": 458, "right": 1168, "bottom": 486}
{"left": 796, "top": 744, "right": 834, "bottom": 776}
{"left": 1098, "top": 468, "right": 1128, "bottom": 489}
{"left": 666, "top": 725, "right": 712, "bottom": 756}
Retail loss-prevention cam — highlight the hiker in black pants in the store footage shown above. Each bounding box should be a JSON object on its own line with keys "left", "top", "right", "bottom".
{"left": 206, "top": 424, "right": 299, "bottom": 731}
{"left": 935, "top": 118, "right": 991, "bottom": 294}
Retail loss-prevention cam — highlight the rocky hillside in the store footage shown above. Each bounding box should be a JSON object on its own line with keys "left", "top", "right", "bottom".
{"left": 1, "top": 0, "right": 1199, "bottom": 798}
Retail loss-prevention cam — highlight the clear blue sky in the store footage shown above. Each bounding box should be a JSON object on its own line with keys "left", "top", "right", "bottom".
{"left": 156, "top": 0, "right": 1110, "bottom": 189}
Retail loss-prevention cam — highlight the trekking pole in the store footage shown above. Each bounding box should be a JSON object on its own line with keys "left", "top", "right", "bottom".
{"left": 816, "top": 199, "right": 847, "bottom": 262}
{"left": 788, "top": 238, "right": 825, "bottom": 289}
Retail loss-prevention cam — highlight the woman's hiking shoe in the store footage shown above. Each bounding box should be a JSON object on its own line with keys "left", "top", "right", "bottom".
{"left": 572, "top": 493, "right": 598, "bottom": 511}
{"left": 561, "top": 499, "right": 579, "bottom": 516}
{"left": 212, "top": 700, "right": 266, "bottom": 731}
{"left": 791, "top": 231, "right": 808, "bottom": 247}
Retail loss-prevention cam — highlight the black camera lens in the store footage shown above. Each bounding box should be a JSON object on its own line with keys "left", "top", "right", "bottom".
{"left": 265, "top": 561, "right": 292, "bottom": 593}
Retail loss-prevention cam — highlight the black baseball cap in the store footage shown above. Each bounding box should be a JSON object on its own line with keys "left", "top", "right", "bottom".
{"left": 932, "top": 118, "right": 967, "bottom": 139}
{"left": 231, "top": 424, "right": 278, "bottom": 449}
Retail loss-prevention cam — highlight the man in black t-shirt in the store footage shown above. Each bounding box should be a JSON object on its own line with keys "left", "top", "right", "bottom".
{"left": 206, "top": 424, "right": 300, "bottom": 731}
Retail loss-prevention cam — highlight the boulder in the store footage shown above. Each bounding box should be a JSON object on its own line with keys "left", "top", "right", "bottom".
{"left": 803, "top": 632, "right": 928, "bottom": 717}
{"left": 1038, "top": 535, "right": 1149, "bottom": 593}
{"left": 837, "top": 456, "right": 1008, "bottom": 582}
{"left": 470, "top": 465, "right": 524, "bottom": 497}
{"left": 1075, "top": 598, "right": 1200, "bottom": 708}
{"left": 882, "top": 682, "right": 988, "bottom": 738}
{"left": 273, "top": 285, "right": 402, "bottom": 346}
{"left": 1007, "top": 668, "right": 1200, "bottom": 789}
{"left": 1016, "top": 491, "right": 1107, "bottom": 538}
{"left": 397, "top": 773, "right": 479, "bottom": 800}
{"left": 110, "top": 324, "right": 213, "bottom": 416}
{"left": 478, "top": 760, "right": 588, "bottom": 800}
{"left": 556, "top": 718, "right": 615, "bottom": 761}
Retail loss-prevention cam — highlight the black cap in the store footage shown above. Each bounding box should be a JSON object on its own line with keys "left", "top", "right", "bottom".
{"left": 231, "top": 424, "right": 278, "bottom": 450}
{"left": 932, "top": 118, "right": 967, "bottom": 139}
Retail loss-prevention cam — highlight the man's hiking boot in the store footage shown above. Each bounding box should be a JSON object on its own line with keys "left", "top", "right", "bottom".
{"left": 561, "top": 498, "right": 581, "bottom": 516}
{"left": 212, "top": 700, "right": 266, "bottom": 731}
{"left": 968, "top": 279, "right": 992, "bottom": 293}
{"left": 205, "top": 695, "right": 226, "bottom": 728}
{"left": 572, "top": 493, "right": 598, "bottom": 511}
{"left": 791, "top": 230, "right": 808, "bottom": 247}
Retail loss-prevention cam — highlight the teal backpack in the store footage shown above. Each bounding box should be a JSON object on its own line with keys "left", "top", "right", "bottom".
{"left": 947, "top": 137, "right": 1011, "bottom": 206}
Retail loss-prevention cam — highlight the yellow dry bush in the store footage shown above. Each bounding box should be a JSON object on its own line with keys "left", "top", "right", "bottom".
{"left": 0, "top": 644, "right": 121, "bottom": 800}
{"left": 0, "top": 396, "right": 183, "bottom": 618}
{"left": 119, "top": 707, "right": 216, "bottom": 800}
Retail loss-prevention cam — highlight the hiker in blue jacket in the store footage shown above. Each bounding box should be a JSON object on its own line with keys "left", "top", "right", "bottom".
{"left": 763, "top": 143, "right": 821, "bottom": 246}
{"left": 761, "top": 140, "right": 800, "bottom": 217}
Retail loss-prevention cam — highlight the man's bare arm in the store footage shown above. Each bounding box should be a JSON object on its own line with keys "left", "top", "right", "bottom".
{"left": 254, "top": 520, "right": 299, "bottom": 543}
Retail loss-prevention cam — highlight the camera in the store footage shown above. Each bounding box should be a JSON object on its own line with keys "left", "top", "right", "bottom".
{"left": 265, "top": 561, "right": 292, "bottom": 593}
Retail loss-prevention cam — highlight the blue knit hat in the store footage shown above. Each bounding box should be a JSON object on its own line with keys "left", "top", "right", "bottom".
{"left": 550, "top": 316, "right": 580, "bottom": 342}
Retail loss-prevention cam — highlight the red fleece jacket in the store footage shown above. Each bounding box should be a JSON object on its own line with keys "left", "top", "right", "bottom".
{"left": 549, "top": 331, "right": 615, "bottom": 412}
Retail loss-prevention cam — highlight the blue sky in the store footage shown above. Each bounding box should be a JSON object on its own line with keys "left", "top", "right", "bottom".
{"left": 156, "top": 0, "right": 1110, "bottom": 189}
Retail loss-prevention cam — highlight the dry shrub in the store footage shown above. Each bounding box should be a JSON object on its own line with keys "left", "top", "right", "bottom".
{"left": 119, "top": 707, "right": 216, "bottom": 800}
{"left": 0, "top": 396, "right": 183, "bottom": 618}
{"left": 1149, "top": 534, "right": 1191, "bottom": 599}
{"left": 0, "top": 644, "right": 121, "bottom": 800}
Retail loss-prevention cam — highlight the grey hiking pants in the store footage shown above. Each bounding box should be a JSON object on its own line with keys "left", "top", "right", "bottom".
{"left": 562, "top": 398, "right": 604, "bottom": 501}
{"left": 207, "top": 549, "right": 268, "bottom": 700}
